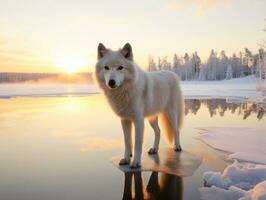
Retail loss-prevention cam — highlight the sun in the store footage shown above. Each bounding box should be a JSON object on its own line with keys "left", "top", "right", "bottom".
{"left": 55, "top": 56, "right": 86, "bottom": 74}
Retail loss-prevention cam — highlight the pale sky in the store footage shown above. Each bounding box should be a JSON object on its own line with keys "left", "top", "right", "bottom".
{"left": 0, "top": 0, "right": 265, "bottom": 73}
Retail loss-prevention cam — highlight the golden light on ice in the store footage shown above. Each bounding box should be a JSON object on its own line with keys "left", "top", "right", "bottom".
{"left": 55, "top": 56, "right": 86, "bottom": 74}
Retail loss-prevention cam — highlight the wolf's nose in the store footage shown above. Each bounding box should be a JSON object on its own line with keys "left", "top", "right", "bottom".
{"left": 108, "top": 79, "right": 116, "bottom": 88}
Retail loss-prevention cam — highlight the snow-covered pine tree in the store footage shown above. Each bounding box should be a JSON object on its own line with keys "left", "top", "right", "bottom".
{"left": 243, "top": 48, "right": 254, "bottom": 75}
{"left": 226, "top": 64, "right": 233, "bottom": 80}
{"left": 198, "top": 64, "right": 207, "bottom": 81}
{"left": 172, "top": 54, "right": 183, "bottom": 77}
{"left": 183, "top": 53, "right": 191, "bottom": 80}
{"left": 191, "top": 52, "right": 201, "bottom": 80}
{"left": 218, "top": 50, "right": 228, "bottom": 80}
{"left": 259, "top": 48, "right": 266, "bottom": 80}
{"left": 206, "top": 50, "right": 218, "bottom": 80}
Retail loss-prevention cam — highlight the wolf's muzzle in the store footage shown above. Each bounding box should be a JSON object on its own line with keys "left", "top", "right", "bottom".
{"left": 108, "top": 79, "right": 116, "bottom": 88}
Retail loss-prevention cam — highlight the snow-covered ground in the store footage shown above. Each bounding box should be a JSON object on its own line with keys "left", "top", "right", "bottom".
{"left": 199, "top": 162, "right": 266, "bottom": 200}
{"left": 198, "top": 127, "right": 266, "bottom": 200}
{"left": 0, "top": 76, "right": 265, "bottom": 102}
{"left": 182, "top": 76, "right": 264, "bottom": 101}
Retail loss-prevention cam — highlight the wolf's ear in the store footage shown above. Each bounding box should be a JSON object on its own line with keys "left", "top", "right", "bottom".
{"left": 121, "top": 43, "right": 133, "bottom": 60}
{"left": 98, "top": 43, "right": 108, "bottom": 60}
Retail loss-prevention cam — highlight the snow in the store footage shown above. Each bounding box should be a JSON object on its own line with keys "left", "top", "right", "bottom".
{"left": 198, "top": 127, "right": 266, "bottom": 199}
{"left": 198, "top": 127, "right": 266, "bottom": 164}
{"left": 181, "top": 76, "right": 262, "bottom": 101}
{"left": 199, "top": 162, "right": 266, "bottom": 200}
{"left": 0, "top": 76, "right": 264, "bottom": 102}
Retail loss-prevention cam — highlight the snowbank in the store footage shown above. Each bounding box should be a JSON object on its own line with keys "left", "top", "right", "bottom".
{"left": 181, "top": 76, "right": 262, "bottom": 101}
{"left": 198, "top": 127, "right": 266, "bottom": 164}
{"left": 199, "top": 162, "right": 266, "bottom": 200}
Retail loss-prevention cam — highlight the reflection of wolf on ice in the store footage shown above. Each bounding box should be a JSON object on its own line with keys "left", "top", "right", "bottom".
{"left": 95, "top": 43, "right": 184, "bottom": 168}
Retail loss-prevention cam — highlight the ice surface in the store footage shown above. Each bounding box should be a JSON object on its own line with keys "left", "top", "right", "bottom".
{"left": 198, "top": 127, "right": 266, "bottom": 164}
{"left": 0, "top": 83, "right": 98, "bottom": 98}
{"left": 111, "top": 147, "right": 202, "bottom": 176}
{"left": 199, "top": 162, "right": 266, "bottom": 200}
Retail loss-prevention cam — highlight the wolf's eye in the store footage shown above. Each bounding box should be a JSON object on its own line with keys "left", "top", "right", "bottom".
{"left": 117, "top": 66, "right": 124, "bottom": 70}
{"left": 104, "top": 66, "right": 109, "bottom": 70}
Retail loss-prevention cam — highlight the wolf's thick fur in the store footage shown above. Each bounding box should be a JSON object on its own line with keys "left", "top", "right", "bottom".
{"left": 95, "top": 43, "right": 184, "bottom": 168}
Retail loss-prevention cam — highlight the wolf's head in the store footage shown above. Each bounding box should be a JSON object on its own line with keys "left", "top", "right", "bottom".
{"left": 95, "top": 43, "right": 137, "bottom": 90}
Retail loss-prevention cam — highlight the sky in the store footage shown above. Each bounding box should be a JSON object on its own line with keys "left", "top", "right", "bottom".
{"left": 0, "top": 0, "right": 266, "bottom": 73}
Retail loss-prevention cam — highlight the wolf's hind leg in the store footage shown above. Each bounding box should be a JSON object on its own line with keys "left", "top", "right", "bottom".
{"left": 119, "top": 119, "right": 132, "bottom": 165}
{"left": 148, "top": 117, "right": 160, "bottom": 154}
{"left": 166, "top": 108, "right": 182, "bottom": 151}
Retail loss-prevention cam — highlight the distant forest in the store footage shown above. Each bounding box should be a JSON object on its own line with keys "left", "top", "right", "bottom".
{"left": 148, "top": 48, "right": 266, "bottom": 81}
{"left": 0, "top": 72, "right": 93, "bottom": 83}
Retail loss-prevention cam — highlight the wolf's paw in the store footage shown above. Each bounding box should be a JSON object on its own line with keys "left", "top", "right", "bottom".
{"left": 119, "top": 158, "right": 130, "bottom": 165}
{"left": 148, "top": 148, "right": 158, "bottom": 154}
{"left": 174, "top": 145, "right": 182, "bottom": 152}
{"left": 130, "top": 160, "right": 141, "bottom": 169}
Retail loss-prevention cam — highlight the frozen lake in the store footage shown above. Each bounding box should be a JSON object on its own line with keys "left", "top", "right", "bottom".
{"left": 0, "top": 96, "right": 265, "bottom": 200}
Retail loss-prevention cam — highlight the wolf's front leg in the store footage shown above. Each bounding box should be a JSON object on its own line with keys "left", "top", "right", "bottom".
{"left": 130, "top": 117, "right": 144, "bottom": 168}
{"left": 119, "top": 119, "right": 132, "bottom": 165}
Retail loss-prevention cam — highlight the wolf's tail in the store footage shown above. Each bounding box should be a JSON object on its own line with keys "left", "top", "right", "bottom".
{"left": 160, "top": 79, "right": 184, "bottom": 144}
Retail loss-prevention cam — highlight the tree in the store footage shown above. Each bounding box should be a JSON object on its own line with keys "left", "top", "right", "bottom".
{"left": 243, "top": 48, "right": 254, "bottom": 75}
{"left": 225, "top": 64, "right": 233, "bottom": 80}
{"left": 191, "top": 52, "right": 201, "bottom": 80}
{"left": 198, "top": 64, "right": 207, "bottom": 80}
{"left": 148, "top": 56, "right": 157, "bottom": 71}
{"left": 172, "top": 54, "right": 182, "bottom": 77}
{"left": 218, "top": 50, "right": 228, "bottom": 80}
{"left": 183, "top": 53, "right": 191, "bottom": 80}
{"left": 229, "top": 53, "right": 243, "bottom": 78}
{"left": 158, "top": 57, "right": 162, "bottom": 71}
{"left": 258, "top": 48, "right": 266, "bottom": 80}
{"left": 161, "top": 56, "right": 171, "bottom": 71}
{"left": 206, "top": 50, "right": 218, "bottom": 80}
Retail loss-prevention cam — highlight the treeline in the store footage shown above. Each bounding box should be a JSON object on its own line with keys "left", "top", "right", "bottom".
{"left": 148, "top": 48, "right": 266, "bottom": 81}
{"left": 0, "top": 73, "right": 57, "bottom": 83}
{"left": 0, "top": 72, "right": 93, "bottom": 83}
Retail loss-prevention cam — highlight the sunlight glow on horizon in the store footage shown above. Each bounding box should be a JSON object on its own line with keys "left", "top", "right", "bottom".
{"left": 54, "top": 56, "right": 88, "bottom": 74}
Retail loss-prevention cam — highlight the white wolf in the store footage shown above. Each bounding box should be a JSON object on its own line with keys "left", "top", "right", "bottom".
{"left": 95, "top": 43, "right": 184, "bottom": 168}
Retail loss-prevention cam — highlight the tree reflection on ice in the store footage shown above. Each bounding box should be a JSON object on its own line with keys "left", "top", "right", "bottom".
{"left": 185, "top": 99, "right": 266, "bottom": 119}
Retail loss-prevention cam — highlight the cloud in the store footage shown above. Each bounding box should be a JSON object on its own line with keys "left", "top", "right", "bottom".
{"left": 166, "top": 0, "right": 230, "bottom": 14}
{"left": 0, "top": 37, "right": 54, "bottom": 70}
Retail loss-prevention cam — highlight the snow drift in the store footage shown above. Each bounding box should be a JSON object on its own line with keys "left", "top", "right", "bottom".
{"left": 199, "top": 161, "right": 266, "bottom": 200}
